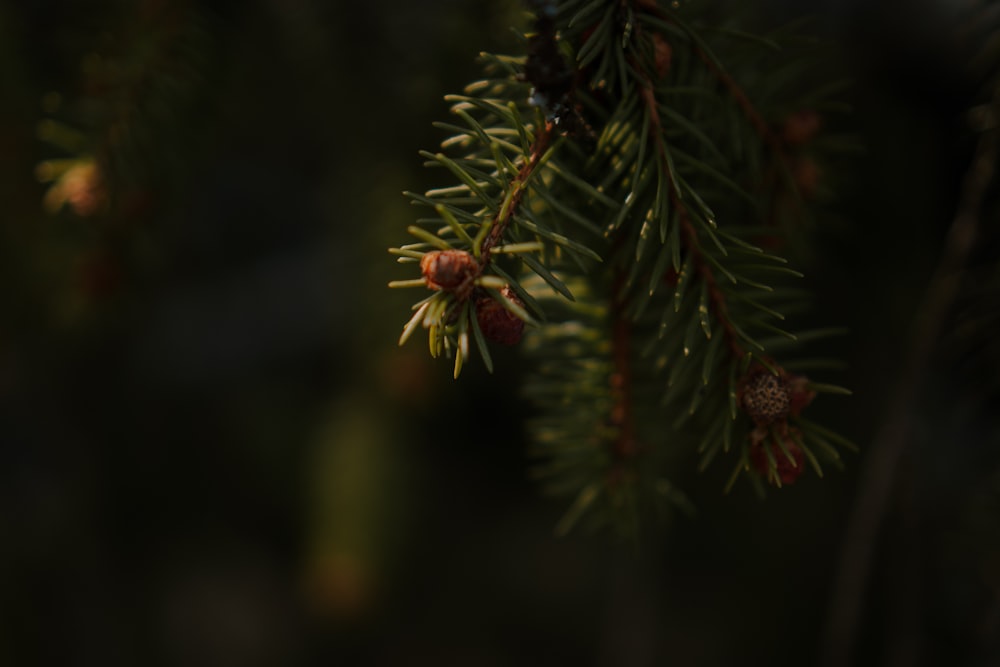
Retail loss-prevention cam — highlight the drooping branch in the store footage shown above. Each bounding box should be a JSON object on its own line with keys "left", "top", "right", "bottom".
{"left": 393, "top": 0, "right": 854, "bottom": 529}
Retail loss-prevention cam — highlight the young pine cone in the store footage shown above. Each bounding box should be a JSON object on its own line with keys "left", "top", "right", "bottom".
{"left": 740, "top": 367, "right": 791, "bottom": 426}
{"left": 420, "top": 249, "right": 479, "bottom": 291}
{"left": 475, "top": 286, "right": 525, "bottom": 346}
{"left": 750, "top": 434, "right": 805, "bottom": 486}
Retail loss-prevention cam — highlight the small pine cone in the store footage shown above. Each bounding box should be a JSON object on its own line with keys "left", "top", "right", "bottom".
{"left": 781, "top": 110, "right": 822, "bottom": 146}
{"left": 750, "top": 434, "right": 805, "bottom": 486}
{"left": 740, "top": 367, "right": 791, "bottom": 426}
{"left": 475, "top": 286, "right": 525, "bottom": 346}
{"left": 420, "top": 249, "right": 479, "bottom": 291}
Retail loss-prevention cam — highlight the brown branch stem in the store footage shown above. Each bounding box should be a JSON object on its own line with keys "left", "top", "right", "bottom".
{"left": 693, "top": 48, "right": 784, "bottom": 157}
{"left": 480, "top": 121, "right": 555, "bottom": 262}
{"left": 639, "top": 84, "right": 745, "bottom": 362}
{"left": 677, "top": 203, "right": 746, "bottom": 361}
{"left": 610, "top": 270, "right": 638, "bottom": 459}
{"left": 636, "top": 2, "right": 781, "bottom": 153}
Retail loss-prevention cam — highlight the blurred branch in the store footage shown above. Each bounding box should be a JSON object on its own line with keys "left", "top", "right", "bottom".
{"left": 820, "top": 82, "right": 1000, "bottom": 667}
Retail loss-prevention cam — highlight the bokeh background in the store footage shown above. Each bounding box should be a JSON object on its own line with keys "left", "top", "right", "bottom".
{"left": 1, "top": 0, "right": 998, "bottom": 665}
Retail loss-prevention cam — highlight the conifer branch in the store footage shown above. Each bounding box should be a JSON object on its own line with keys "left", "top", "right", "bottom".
{"left": 391, "top": 0, "right": 855, "bottom": 535}
{"left": 637, "top": 3, "right": 770, "bottom": 141}
{"left": 481, "top": 121, "right": 556, "bottom": 260}
{"left": 693, "top": 47, "right": 783, "bottom": 157}
{"left": 677, "top": 199, "right": 745, "bottom": 360}
{"left": 637, "top": 81, "right": 745, "bottom": 362}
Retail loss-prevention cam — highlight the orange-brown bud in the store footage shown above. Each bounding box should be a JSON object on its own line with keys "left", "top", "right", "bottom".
{"left": 420, "top": 250, "right": 479, "bottom": 291}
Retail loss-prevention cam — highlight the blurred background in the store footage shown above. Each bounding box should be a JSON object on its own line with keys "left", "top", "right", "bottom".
{"left": 1, "top": 0, "right": 999, "bottom": 665}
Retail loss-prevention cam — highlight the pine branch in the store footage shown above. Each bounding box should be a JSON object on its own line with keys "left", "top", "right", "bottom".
{"left": 483, "top": 121, "right": 556, "bottom": 259}
{"left": 637, "top": 81, "right": 744, "bottom": 361}
{"left": 390, "top": 43, "right": 606, "bottom": 373}
{"left": 389, "top": 0, "right": 855, "bottom": 535}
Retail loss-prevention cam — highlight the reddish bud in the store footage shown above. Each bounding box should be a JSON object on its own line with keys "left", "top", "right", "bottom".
{"left": 420, "top": 250, "right": 479, "bottom": 291}
{"left": 750, "top": 433, "right": 805, "bottom": 486}
{"left": 787, "top": 374, "right": 816, "bottom": 416}
{"left": 475, "top": 286, "right": 525, "bottom": 345}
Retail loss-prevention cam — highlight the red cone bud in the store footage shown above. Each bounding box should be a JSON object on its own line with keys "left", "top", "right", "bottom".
{"left": 475, "top": 286, "right": 525, "bottom": 345}
{"left": 420, "top": 250, "right": 479, "bottom": 291}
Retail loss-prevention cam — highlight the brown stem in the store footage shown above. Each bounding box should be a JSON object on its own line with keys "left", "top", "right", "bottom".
{"left": 638, "top": 84, "right": 745, "bottom": 362}
{"left": 635, "top": 0, "right": 782, "bottom": 158}
{"left": 693, "top": 49, "right": 784, "bottom": 156}
{"left": 678, "top": 204, "right": 746, "bottom": 361}
{"left": 480, "top": 121, "right": 555, "bottom": 262}
{"left": 610, "top": 270, "right": 638, "bottom": 459}
{"left": 637, "top": 4, "right": 803, "bottom": 212}
{"left": 447, "top": 122, "right": 554, "bottom": 303}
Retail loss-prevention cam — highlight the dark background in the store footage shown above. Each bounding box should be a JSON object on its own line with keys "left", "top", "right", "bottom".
{"left": 1, "top": 1, "right": 998, "bottom": 665}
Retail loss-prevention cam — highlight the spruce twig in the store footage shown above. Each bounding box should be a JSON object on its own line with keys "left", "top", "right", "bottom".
{"left": 482, "top": 122, "right": 556, "bottom": 260}
{"left": 392, "top": 0, "right": 854, "bottom": 535}
{"left": 638, "top": 82, "right": 745, "bottom": 361}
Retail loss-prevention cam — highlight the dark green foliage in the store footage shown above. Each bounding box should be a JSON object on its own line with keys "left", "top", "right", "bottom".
{"left": 389, "top": 0, "right": 855, "bottom": 535}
